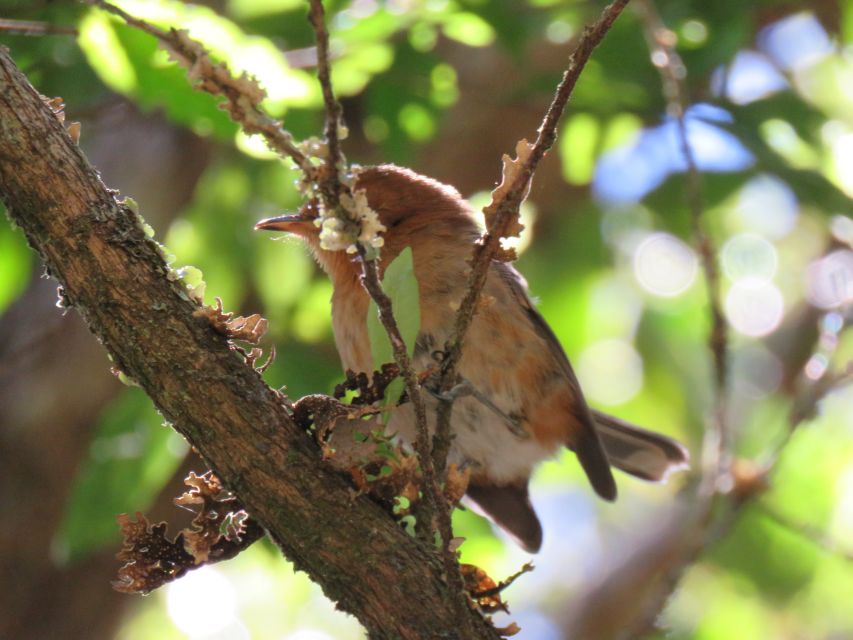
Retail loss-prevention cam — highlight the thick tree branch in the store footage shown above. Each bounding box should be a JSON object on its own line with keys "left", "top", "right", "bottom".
{"left": 0, "top": 47, "right": 500, "bottom": 640}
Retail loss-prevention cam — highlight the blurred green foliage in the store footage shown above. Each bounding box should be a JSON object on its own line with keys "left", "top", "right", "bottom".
{"left": 1, "top": 0, "right": 852, "bottom": 639}
{"left": 55, "top": 389, "right": 188, "bottom": 562}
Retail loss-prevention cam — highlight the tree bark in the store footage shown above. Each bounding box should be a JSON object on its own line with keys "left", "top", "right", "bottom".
{"left": 0, "top": 94, "right": 212, "bottom": 639}
{"left": 0, "top": 47, "right": 497, "bottom": 640}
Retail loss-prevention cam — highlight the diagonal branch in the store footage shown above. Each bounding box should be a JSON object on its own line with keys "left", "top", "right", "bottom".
{"left": 0, "top": 47, "right": 501, "bottom": 640}
{"left": 89, "top": 0, "right": 310, "bottom": 171}
{"left": 605, "top": 1, "right": 733, "bottom": 633}
{"left": 432, "top": 0, "right": 632, "bottom": 473}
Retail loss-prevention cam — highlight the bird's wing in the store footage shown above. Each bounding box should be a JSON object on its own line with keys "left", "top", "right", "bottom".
{"left": 494, "top": 263, "right": 617, "bottom": 501}
{"left": 465, "top": 480, "right": 543, "bottom": 553}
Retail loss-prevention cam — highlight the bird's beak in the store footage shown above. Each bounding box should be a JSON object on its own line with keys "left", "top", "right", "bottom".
{"left": 254, "top": 213, "right": 313, "bottom": 233}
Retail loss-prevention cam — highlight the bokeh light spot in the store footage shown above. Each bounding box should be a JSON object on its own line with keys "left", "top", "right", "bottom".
{"left": 721, "top": 233, "right": 778, "bottom": 282}
{"left": 734, "top": 175, "right": 798, "bottom": 238}
{"left": 577, "top": 339, "right": 643, "bottom": 406}
{"left": 805, "top": 353, "right": 829, "bottom": 380}
{"left": 724, "top": 278, "right": 784, "bottom": 337}
{"left": 680, "top": 19, "right": 708, "bottom": 46}
{"left": 830, "top": 215, "right": 853, "bottom": 245}
{"left": 546, "top": 19, "right": 575, "bottom": 45}
{"left": 806, "top": 250, "right": 853, "bottom": 309}
{"left": 717, "top": 51, "right": 787, "bottom": 105}
{"left": 633, "top": 232, "right": 698, "bottom": 297}
{"left": 758, "top": 12, "right": 833, "bottom": 71}
{"left": 166, "top": 567, "right": 238, "bottom": 636}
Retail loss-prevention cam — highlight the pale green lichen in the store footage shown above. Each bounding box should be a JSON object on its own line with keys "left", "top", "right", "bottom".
{"left": 318, "top": 215, "right": 355, "bottom": 252}
{"left": 124, "top": 197, "right": 155, "bottom": 239}
{"left": 123, "top": 197, "right": 139, "bottom": 215}
{"left": 173, "top": 265, "right": 206, "bottom": 305}
{"left": 316, "top": 181, "right": 385, "bottom": 259}
{"left": 117, "top": 370, "right": 140, "bottom": 387}
{"left": 298, "top": 136, "right": 329, "bottom": 161}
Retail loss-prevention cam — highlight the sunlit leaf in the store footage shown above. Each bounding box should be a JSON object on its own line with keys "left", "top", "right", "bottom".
{"left": 78, "top": 12, "right": 138, "bottom": 94}
{"left": 367, "top": 247, "right": 420, "bottom": 408}
{"left": 440, "top": 12, "right": 496, "bottom": 48}
{"left": 0, "top": 215, "right": 32, "bottom": 315}
{"left": 559, "top": 112, "right": 600, "bottom": 185}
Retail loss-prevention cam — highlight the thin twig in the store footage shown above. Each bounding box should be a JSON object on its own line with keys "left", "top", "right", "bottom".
{"left": 307, "top": 0, "right": 343, "bottom": 191}
{"left": 432, "top": 0, "right": 632, "bottom": 473}
{"left": 89, "top": 0, "right": 310, "bottom": 171}
{"left": 302, "top": 0, "right": 440, "bottom": 535}
{"left": 302, "top": 0, "right": 466, "bottom": 618}
{"left": 357, "top": 253, "right": 442, "bottom": 531}
{"left": 356, "top": 251, "right": 471, "bottom": 627}
{"left": 0, "top": 19, "right": 77, "bottom": 36}
{"left": 635, "top": 0, "right": 728, "bottom": 479}
{"left": 605, "top": 2, "right": 733, "bottom": 634}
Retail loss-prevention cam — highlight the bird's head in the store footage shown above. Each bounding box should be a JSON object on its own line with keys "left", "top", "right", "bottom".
{"left": 255, "top": 164, "right": 479, "bottom": 282}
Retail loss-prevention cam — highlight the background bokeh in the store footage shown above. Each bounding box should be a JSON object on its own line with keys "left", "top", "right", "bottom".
{"left": 1, "top": 1, "right": 852, "bottom": 639}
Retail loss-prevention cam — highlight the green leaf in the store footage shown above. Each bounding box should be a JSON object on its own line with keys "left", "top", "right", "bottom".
{"left": 440, "top": 12, "right": 496, "bottom": 48}
{"left": 54, "top": 389, "right": 187, "bottom": 563}
{"left": 366, "top": 247, "right": 421, "bottom": 408}
{"left": 0, "top": 215, "right": 33, "bottom": 315}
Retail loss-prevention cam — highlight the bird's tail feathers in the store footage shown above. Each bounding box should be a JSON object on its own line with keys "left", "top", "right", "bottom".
{"left": 465, "top": 481, "right": 543, "bottom": 553}
{"left": 592, "top": 410, "right": 690, "bottom": 482}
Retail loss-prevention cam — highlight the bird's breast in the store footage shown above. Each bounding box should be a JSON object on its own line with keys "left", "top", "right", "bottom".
{"left": 331, "top": 277, "right": 373, "bottom": 374}
{"left": 329, "top": 247, "right": 576, "bottom": 486}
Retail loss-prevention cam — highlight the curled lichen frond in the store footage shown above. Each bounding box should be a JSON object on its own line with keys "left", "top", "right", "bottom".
{"left": 482, "top": 138, "right": 534, "bottom": 262}
{"left": 113, "top": 472, "right": 263, "bottom": 594}
{"left": 196, "top": 297, "right": 268, "bottom": 345}
{"left": 165, "top": 29, "right": 266, "bottom": 113}
{"left": 313, "top": 173, "right": 385, "bottom": 258}
{"left": 297, "top": 136, "right": 330, "bottom": 163}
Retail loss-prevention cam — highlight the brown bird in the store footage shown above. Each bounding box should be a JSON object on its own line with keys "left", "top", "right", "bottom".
{"left": 256, "top": 165, "right": 689, "bottom": 552}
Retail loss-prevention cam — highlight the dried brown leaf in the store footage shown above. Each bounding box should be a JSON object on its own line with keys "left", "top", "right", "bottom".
{"left": 444, "top": 463, "right": 471, "bottom": 505}
{"left": 481, "top": 138, "right": 534, "bottom": 262}
{"left": 114, "top": 472, "right": 263, "bottom": 594}
{"left": 496, "top": 622, "right": 522, "bottom": 637}
{"left": 462, "top": 561, "right": 534, "bottom": 614}
{"left": 292, "top": 394, "right": 379, "bottom": 458}
{"left": 67, "top": 121, "right": 81, "bottom": 144}
{"left": 461, "top": 563, "right": 507, "bottom": 613}
{"left": 113, "top": 512, "right": 193, "bottom": 594}
{"left": 333, "top": 363, "right": 401, "bottom": 405}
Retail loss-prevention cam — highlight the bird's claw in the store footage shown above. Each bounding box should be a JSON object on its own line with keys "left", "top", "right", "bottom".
{"left": 426, "top": 379, "right": 476, "bottom": 402}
